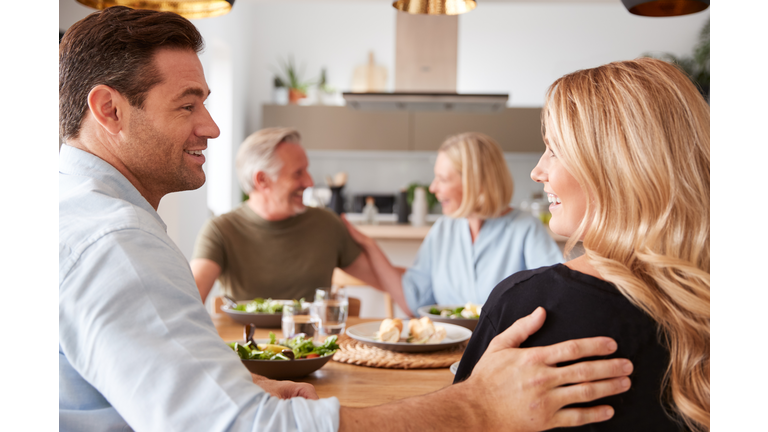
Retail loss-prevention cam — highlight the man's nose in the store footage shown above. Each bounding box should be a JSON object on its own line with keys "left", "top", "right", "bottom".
{"left": 199, "top": 108, "right": 220, "bottom": 139}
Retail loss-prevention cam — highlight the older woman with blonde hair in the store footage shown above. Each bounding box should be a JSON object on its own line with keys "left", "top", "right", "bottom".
{"left": 343, "top": 132, "right": 563, "bottom": 316}
{"left": 454, "top": 57, "right": 710, "bottom": 431}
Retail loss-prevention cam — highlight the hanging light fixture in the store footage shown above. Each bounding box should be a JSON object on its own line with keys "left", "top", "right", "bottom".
{"left": 621, "top": 0, "right": 708, "bottom": 17}
{"left": 392, "top": 0, "right": 476, "bottom": 15}
{"left": 76, "top": 0, "right": 235, "bottom": 20}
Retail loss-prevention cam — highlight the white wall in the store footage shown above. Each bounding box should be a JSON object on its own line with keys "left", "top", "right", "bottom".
{"left": 242, "top": 0, "right": 397, "bottom": 135}
{"left": 457, "top": 3, "right": 709, "bottom": 105}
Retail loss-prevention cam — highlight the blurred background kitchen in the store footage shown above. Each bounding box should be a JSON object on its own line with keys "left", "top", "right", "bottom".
{"left": 60, "top": 0, "right": 710, "bottom": 317}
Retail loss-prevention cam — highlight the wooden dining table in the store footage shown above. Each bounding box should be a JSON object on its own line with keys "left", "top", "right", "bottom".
{"left": 212, "top": 314, "right": 456, "bottom": 407}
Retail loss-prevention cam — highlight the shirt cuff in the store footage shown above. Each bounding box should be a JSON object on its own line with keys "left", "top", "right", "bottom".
{"left": 292, "top": 397, "right": 340, "bottom": 432}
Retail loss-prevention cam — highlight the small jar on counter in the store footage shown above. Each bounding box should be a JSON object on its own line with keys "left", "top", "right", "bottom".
{"left": 362, "top": 196, "right": 379, "bottom": 225}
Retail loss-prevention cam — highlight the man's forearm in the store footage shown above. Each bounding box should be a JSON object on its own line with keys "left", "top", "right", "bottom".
{"left": 190, "top": 258, "right": 221, "bottom": 303}
{"left": 341, "top": 251, "right": 383, "bottom": 290}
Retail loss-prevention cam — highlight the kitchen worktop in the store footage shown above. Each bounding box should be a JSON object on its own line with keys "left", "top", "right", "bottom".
{"left": 345, "top": 212, "right": 437, "bottom": 240}
{"left": 346, "top": 212, "right": 568, "bottom": 244}
{"left": 355, "top": 222, "right": 434, "bottom": 240}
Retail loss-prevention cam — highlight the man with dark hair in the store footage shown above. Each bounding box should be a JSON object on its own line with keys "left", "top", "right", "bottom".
{"left": 59, "top": 6, "right": 633, "bottom": 432}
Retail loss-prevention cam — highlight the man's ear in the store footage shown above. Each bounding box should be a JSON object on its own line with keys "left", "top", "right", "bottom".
{"left": 86, "top": 85, "right": 127, "bottom": 135}
{"left": 253, "top": 171, "right": 271, "bottom": 191}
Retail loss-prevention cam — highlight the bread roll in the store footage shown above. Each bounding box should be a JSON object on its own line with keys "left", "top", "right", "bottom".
{"left": 407, "top": 317, "right": 446, "bottom": 344}
{"left": 377, "top": 318, "right": 403, "bottom": 342}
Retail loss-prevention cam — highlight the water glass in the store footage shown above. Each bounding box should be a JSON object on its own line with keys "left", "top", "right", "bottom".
{"left": 281, "top": 301, "right": 319, "bottom": 340}
{"left": 313, "top": 287, "right": 349, "bottom": 337}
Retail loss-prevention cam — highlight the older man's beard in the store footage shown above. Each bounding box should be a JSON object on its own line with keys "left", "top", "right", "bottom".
{"left": 291, "top": 194, "right": 308, "bottom": 216}
{"left": 292, "top": 205, "right": 308, "bottom": 215}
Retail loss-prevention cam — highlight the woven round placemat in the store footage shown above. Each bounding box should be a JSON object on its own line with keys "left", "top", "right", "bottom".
{"left": 332, "top": 334, "right": 466, "bottom": 369}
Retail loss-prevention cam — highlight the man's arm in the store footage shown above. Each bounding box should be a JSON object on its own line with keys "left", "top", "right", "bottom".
{"left": 190, "top": 258, "right": 221, "bottom": 303}
{"left": 339, "top": 250, "right": 382, "bottom": 290}
{"left": 339, "top": 307, "right": 632, "bottom": 431}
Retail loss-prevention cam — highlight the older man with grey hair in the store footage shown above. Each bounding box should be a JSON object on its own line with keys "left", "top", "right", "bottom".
{"left": 191, "top": 127, "right": 378, "bottom": 303}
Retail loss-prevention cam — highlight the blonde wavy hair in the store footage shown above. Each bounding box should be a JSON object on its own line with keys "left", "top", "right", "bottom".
{"left": 438, "top": 132, "right": 514, "bottom": 219}
{"left": 542, "top": 58, "right": 710, "bottom": 431}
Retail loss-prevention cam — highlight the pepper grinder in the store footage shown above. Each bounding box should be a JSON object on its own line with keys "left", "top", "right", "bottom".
{"left": 396, "top": 189, "right": 410, "bottom": 224}
{"left": 329, "top": 185, "right": 345, "bottom": 215}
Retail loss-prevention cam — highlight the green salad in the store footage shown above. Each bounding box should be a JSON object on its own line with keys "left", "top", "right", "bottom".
{"left": 429, "top": 303, "right": 481, "bottom": 319}
{"left": 229, "top": 332, "right": 339, "bottom": 361}
{"left": 232, "top": 298, "right": 285, "bottom": 314}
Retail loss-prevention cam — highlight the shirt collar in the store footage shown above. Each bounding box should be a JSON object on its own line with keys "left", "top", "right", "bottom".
{"left": 59, "top": 144, "right": 167, "bottom": 230}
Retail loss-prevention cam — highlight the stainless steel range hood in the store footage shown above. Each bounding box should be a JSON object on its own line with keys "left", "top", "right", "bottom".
{"left": 342, "top": 92, "right": 509, "bottom": 112}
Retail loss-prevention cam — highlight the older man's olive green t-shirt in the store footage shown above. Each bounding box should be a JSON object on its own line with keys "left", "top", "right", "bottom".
{"left": 192, "top": 204, "right": 361, "bottom": 301}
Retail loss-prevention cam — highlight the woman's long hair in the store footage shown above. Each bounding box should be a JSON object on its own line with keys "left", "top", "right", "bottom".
{"left": 439, "top": 132, "right": 514, "bottom": 219}
{"left": 542, "top": 58, "right": 710, "bottom": 431}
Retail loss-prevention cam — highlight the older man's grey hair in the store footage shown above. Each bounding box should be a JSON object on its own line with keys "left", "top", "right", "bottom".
{"left": 235, "top": 127, "right": 302, "bottom": 195}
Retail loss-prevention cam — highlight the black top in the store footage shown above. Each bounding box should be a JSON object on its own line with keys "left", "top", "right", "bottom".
{"left": 453, "top": 264, "right": 687, "bottom": 431}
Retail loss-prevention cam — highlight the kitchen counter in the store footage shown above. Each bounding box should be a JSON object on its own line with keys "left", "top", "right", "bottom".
{"left": 345, "top": 212, "right": 438, "bottom": 240}
{"left": 355, "top": 223, "right": 433, "bottom": 240}
{"left": 348, "top": 213, "right": 568, "bottom": 245}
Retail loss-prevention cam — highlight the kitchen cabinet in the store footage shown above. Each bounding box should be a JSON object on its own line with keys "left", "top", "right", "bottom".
{"left": 261, "top": 105, "right": 545, "bottom": 152}
{"left": 412, "top": 109, "right": 544, "bottom": 152}
{"left": 262, "top": 105, "right": 410, "bottom": 150}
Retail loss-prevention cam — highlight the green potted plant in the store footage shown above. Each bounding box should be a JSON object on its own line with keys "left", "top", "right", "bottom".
{"left": 645, "top": 18, "right": 709, "bottom": 101}
{"left": 274, "top": 56, "right": 313, "bottom": 104}
{"left": 406, "top": 183, "right": 438, "bottom": 211}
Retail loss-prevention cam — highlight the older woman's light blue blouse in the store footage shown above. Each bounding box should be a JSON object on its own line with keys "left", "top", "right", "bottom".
{"left": 402, "top": 209, "right": 564, "bottom": 313}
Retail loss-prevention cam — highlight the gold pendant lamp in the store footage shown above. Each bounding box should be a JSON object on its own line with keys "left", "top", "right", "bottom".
{"left": 392, "top": 0, "right": 476, "bottom": 15}
{"left": 76, "top": 0, "right": 235, "bottom": 19}
{"left": 621, "top": 0, "right": 709, "bottom": 17}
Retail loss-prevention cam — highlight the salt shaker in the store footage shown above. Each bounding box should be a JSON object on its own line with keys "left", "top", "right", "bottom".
{"left": 362, "top": 196, "right": 379, "bottom": 225}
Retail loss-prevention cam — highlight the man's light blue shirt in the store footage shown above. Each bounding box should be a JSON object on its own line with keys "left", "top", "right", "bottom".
{"left": 59, "top": 145, "right": 339, "bottom": 432}
{"left": 402, "top": 211, "right": 564, "bottom": 313}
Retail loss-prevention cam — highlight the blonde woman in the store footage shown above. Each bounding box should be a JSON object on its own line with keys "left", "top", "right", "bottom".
{"left": 342, "top": 132, "right": 563, "bottom": 316}
{"left": 454, "top": 58, "right": 709, "bottom": 432}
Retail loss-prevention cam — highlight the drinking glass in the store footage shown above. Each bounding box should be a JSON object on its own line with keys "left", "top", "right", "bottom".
{"left": 313, "top": 287, "right": 349, "bottom": 337}
{"left": 281, "top": 301, "right": 319, "bottom": 340}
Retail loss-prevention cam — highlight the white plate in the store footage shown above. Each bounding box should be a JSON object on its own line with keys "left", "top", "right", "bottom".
{"left": 346, "top": 321, "right": 472, "bottom": 353}
{"left": 222, "top": 300, "right": 292, "bottom": 328}
{"left": 449, "top": 361, "right": 460, "bottom": 375}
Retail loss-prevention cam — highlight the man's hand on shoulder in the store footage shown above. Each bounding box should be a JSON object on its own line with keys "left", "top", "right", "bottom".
{"left": 460, "top": 307, "right": 633, "bottom": 431}
{"left": 251, "top": 374, "right": 319, "bottom": 400}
